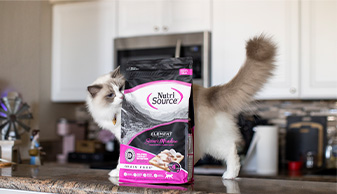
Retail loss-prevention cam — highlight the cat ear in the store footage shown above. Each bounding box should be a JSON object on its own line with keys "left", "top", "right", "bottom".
{"left": 111, "top": 66, "right": 121, "bottom": 78}
{"left": 87, "top": 84, "right": 102, "bottom": 98}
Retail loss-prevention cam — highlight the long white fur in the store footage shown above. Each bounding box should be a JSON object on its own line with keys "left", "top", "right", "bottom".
{"left": 86, "top": 73, "right": 123, "bottom": 142}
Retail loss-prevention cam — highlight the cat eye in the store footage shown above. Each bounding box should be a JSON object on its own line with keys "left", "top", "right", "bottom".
{"left": 107, "top": 93, "right": 115, "bottom": 98}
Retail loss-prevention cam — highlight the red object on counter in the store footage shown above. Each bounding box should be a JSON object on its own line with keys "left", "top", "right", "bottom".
{"left": 288, "top": 161, "right": 303, "bottom": 171}
{"left": 288, "top": 170, "right": 302, "bottom": 177}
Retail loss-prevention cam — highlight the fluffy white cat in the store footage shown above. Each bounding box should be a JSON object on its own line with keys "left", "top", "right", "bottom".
{"left": 86, "top": 35, "right": 276, "bottom": 179}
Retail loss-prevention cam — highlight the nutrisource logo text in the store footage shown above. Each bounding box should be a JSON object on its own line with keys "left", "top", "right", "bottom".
{"left": 146, "top": 88, "right": 183, "bottom": 110}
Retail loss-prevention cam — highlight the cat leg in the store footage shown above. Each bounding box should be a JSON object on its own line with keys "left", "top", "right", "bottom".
{"left": 199, "top": 112, "right": 241, "bottom": 179}
{"left": 109, "top": 157, "right": 120, "bottom": 177}
{"left": 222, "top": 144, "right": 240, "bottom": 179}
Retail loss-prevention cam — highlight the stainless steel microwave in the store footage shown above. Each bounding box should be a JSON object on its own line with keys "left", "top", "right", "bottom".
{"left": 114, "top": 31, "right": 211, "bottom": 87}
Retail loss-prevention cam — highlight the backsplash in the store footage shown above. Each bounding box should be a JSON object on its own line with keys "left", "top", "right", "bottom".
{"left": 244, "top": 100, "right": 337, "bottom": 132}
{"left": 242, "top": 100, "right": 337, "bottom": 169}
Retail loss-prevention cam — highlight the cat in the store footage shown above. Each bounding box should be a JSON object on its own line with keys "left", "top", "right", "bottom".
{"left": 86, "top": 35, "right": 276, "bottom": 179}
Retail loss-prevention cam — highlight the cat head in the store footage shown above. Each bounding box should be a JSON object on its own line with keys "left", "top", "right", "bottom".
{"left": 86, "top": 67, "right": 125, "bottom": 130}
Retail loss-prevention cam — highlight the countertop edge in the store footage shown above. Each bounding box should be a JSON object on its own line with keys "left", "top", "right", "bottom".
{"left": 0, "top": 176, "right": 121, "bottom": 194}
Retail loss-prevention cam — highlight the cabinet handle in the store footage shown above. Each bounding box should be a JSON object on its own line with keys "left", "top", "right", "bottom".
{"left": 162, "top": 26, "right": 168, "bottom": 32}
{"left": 153, "top": 26, "right": 159, "bottom": 32}
{"left": 290, "top": 87, "right": 297, "bottom": 94}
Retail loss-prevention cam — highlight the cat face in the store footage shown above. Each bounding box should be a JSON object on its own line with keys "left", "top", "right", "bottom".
{"left": 86, "top": 67, "right": 125, "bottom": 130}
{"left": 87, "top": 67, "right": 125, "bottom": 107}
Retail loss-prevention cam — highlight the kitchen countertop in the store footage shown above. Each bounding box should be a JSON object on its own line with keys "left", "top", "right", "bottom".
{"left": 0, "top": 164, "right": 336, "bottom": 194}
{"left": 195, "top": 165, "right": 337, "bottom": 183}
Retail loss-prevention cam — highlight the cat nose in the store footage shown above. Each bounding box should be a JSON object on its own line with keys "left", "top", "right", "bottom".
{"left": 120, "top": 96, "right": 124, "bottom": 99}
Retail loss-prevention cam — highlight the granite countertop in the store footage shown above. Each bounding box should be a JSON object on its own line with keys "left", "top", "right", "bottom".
{"left": 195, "top": 165, "right": 337, "bottom": 183}
{"left": 0, "top": 164, "right": 336, "bottom": 194}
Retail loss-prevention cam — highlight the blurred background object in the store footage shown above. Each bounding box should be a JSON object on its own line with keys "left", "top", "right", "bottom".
{"left": 0, "top": 92, "right": 33, "bottom": 140}
{"left": 0, "top": 92, "right": 33, "bottom": 163}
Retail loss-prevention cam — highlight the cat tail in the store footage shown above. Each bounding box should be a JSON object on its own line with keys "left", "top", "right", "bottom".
{"left": 209, "top": 34, "right": 276, "bottom": 114}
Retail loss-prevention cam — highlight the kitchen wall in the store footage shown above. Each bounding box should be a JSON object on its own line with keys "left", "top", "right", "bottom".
{"left": 0, "top": 1, "right": 80, "bottom": 159}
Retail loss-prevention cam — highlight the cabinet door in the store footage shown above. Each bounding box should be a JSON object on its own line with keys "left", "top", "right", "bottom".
{"left": 164, "top": 0, "right": 211, "bottom": 33}
{"left": 212, "top": 0, "right": 300, "bottom": 99}
{"left": 52, "top": 1, "right": 116, "bottom": 102}
{"left": 117, "top": 0, "right": 164, "bottom": 37}
{"left": 301, "top": 0, "right": 337, "bottom": 99}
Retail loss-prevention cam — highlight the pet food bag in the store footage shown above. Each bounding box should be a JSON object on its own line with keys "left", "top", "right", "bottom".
{"left": 120, "top": 57, "right": 194, "bottom": 184}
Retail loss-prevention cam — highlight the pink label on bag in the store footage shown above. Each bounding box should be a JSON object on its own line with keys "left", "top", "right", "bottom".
{"left": 119, "top": 168, "right": 188, "bottom": 184}
{"left": 120, "top": 182, "right": 188, "bottom": 191}
{"left": 119, "top": 144, "right": 189, "bottom": 184}
{"left": 179, "top": 69, "right": 192, "bottom": 75}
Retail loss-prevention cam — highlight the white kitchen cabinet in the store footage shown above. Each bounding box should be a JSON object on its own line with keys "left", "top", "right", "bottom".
{"left": 117, "top": 0, "right": 211, "bottom": 37}
{"left": 212, "top": 0, "right": 300, "bottom": 99}
{"left": 164, "top": 0, "right": 211, "bottom": 34}
{"left": 300, "top": 0, "right": 337, "bottom": 99}
{"left": 52, "top": 1, "right": 116, "bottom": 102}
{"left": 117, "top": 0, "right": 163, "bottom": 37}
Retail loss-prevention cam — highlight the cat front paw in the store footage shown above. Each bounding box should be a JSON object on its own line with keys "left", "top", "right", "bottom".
{"left": 109, "top": 168, "right": 120, "bottom": 177}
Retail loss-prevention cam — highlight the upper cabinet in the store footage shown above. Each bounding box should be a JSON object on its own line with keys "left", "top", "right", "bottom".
{"left": 212, "top": 0, "right": 337, "bottom": 100}
{"left": 212, "top": 0, "right": 300, "bottom": 99}
{"left": 51, "top": 1, "right": 116, "bottom": 102}
{"left": 300, "top": 0, "right": 337, "bottom": 99}
{"left": 117, "top": 0, "right": 163, "bottom": 37}
{"left": 117, "top": 0, "right": 211, "bottom": 37}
